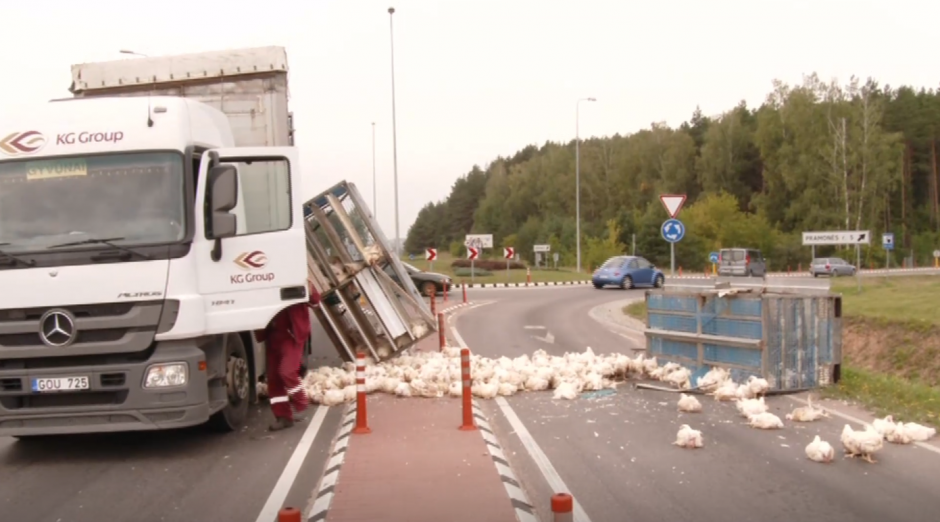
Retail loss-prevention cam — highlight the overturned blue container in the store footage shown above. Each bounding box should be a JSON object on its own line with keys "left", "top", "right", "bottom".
{"left": 643, "top": 287, "right": 842, "bottom": 391}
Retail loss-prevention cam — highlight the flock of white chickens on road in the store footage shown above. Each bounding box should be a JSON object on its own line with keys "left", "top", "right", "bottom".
{"left": 672, "top": 366, "right": 936, "bottom": 465}
{"left": 269, "top": 345, "right": 936, "bottom": 466}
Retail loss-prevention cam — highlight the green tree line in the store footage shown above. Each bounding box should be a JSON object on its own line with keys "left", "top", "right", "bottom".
{"left": 404, "top": 73, "right": 940, "bottom": 271}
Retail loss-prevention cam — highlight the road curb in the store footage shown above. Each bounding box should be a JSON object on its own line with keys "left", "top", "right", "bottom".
{"left": 439, "top": 302, "right": 473, "bottom": 315}
{"left": 306, "top": 404, "right": 356, "bottom": 522}
{"left": 459, "top": 280, "right": 592, "bottom": 289}
{"left": 451, "top": 267, "right": 939, "bottom": 289}
{"left": 472, "top": 400, "right": 539, "bottom": 522}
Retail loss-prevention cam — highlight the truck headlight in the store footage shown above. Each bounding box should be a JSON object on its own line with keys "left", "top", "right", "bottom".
{"left": 143, "top": 363, "right": 188, "bottom": 389}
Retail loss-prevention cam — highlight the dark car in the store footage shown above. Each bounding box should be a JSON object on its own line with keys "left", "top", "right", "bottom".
{"left": 383, "top": 261, "right": 453, "bottom": 296}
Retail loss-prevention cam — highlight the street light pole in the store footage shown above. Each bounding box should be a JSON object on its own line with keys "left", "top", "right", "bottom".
{"left": 388, "top": 7, "right": 401, "bottom": 256}
{"left": 372, "top": 122, "right": 377, "bottom": 218}
{"left": 575, "top": 97, "right": 596, "bottom": 273}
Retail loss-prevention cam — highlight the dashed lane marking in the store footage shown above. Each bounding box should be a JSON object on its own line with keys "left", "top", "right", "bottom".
{"left": 254, "top": 405, "right": 329, "bottom": 522}
{"left": 306, "top": 405, "right": 357, "bottom": 522}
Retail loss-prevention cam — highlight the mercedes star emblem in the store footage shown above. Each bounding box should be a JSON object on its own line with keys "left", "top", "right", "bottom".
{"left": 39, "top": 309, "right": 77, "bottom": 347}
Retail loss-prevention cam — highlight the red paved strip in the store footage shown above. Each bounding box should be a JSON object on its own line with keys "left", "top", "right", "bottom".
{"left": 326, "top": 393, "right": 518, "bottom": 522}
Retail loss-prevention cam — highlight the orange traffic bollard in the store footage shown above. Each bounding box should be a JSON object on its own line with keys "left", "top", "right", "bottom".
{"left": 526, "top": 267, "right": 531, "bottom": 285}
{"left": 438, "top": 312, "right": 446, "bottom": 351}
{"left": 551, "top": 493, "right": 574, "bottom": 522}
{"left": 278, "top": 507, "right": 302, "bottom": 522}
{"left": 353, "top": 352, "right": 371, "bottom": 435}
{"left": 462, "top": 283, "right": 468, "bottom": 304}
{"left": 459, "top": 348, "right": 476, "bottom": 431}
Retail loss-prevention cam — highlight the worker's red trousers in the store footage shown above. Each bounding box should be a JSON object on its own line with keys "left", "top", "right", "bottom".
{"left": 266, "top": 335, "right": 308, "bottom": 421}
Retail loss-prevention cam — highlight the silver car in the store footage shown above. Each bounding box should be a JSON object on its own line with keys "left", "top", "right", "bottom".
{"left": 717, "top": 248, "right": 767, "bottom": 277}
{"left": 810, "top": 257, "right": 856, "bottom": 277}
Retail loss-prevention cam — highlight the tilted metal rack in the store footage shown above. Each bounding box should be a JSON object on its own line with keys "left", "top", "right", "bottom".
{"left": 302, "top": 181, "right": 436, "bottom": 363}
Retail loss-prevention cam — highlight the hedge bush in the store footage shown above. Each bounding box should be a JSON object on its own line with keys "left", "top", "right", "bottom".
{"left": 454, "top": 267, "right": 494, "bottom": 277}
{"left": 451, "top": 259, "right": 526, "bottom": 270}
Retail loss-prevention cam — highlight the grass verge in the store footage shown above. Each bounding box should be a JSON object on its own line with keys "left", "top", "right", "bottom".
{"left": 832, "top": 274, "right": 940, "bottom": 327}
{"left": 401, "top": 252, "right": 591, "bottom": 285}
{"left": 822, "top": 365, "right": 940, "bottom": 428}
{"left": 622, "top": 301, "right": 647, "bottom": 321}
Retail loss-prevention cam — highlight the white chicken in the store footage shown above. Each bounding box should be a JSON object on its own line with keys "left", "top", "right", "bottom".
{"left": 677, "top": 393, "right": 702, "bottom": 413}
{"left": 664, "top": 367, "right": 692, "bottom": 390}
{"left": 361, "top": 244, "right": 383, "bottom": 265}
{"left": 785, "top": 395, "right": 829, "bottom": 422}
{"left": 746, "top": 412, "right": 784, "bottom": 430}
{"left": 899, "top": 422, "right": 937, "bottom": 442}
{"left": 746, "top": 375, "right": 770, "bottom": 397}
{"left": 695, "top": 367, "right": 730, "bottom": 392}
{"left": 673, "top": 424, "right": 704, "bottom": 449}
{"left": 735, "top": 397, "right": 769, "bottom": 418}
{"left": 553, "top": 381, "right": 580, "bottom": 400}
{"left": 711, "top": 381, "right": 739, "bottom": 402}
{"left": 841, "top": 424, "right": 884, "bottom": 464}
{"left": 805, "top": 435, "right": 835, "bottom": 463}
{"left": 872, "top": 415, "right": 896, "bottom": 437}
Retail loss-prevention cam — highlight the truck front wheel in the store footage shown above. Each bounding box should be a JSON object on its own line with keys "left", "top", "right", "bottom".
{"left": 208, "top": 334, "right": 250, "bottom": 432}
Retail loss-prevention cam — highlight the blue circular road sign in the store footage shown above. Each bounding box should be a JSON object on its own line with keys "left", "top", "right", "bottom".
{"left": 709, "top": 251, "right": 719, "bottom": 263}
{"left": 661, "top": 219, "right": 685, "bottom": 243}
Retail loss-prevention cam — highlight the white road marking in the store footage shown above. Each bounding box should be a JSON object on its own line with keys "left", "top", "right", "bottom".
{"left": 450, "top": 308, "right": 593, "bottom": 522}
{"left": 532, "top": 332, "right": 555, "bottom": 344}
{"left": 786, "top": 396, "right": 940, "bottom": 456}
{"left": 524, "top": 325, "right": 546, "bottom": 330}
{"left": 495, "top": 396, "right": 593, "bottom": 522}
{"left": 254, "top": 405, "right": 329, "bottom": 522}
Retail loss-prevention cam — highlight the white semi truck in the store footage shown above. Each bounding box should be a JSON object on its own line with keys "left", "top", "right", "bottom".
{"left": 0, "top": 46, "right": 434, "bottom": 438}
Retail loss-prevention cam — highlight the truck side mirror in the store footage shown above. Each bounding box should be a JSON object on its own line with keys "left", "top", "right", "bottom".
{"left": 208, "top": 164, "right": 238, "bottom": 239}
{"left": 207, "top": 164, "right": 238, "bottom": 262}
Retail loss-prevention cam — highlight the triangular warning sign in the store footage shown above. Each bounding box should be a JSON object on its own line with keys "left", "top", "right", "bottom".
{"left": 660, "top": 194, "right": 687, "bottom": 219}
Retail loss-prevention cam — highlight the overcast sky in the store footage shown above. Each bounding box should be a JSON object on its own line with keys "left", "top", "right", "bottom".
{"left": 1, "top": 0, "right": 935, "bottom": 242}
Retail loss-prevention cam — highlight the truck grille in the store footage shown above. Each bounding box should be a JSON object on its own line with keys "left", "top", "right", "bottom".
{"left": 0, "top": 302, "right": 134, "bottom": 323}
{"left": 0, "top": 300, "right": 166, "bottom": 355}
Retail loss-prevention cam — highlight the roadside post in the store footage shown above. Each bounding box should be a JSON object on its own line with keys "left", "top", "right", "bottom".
{"left": 503, "top": 247, "right": 514, "bottom": 282}
{"left": 883, "top": 233, "right": 894, "bottom": 282}
{"left": 659, "top": 194, "right": 687, "bottom": 276}
{"left": 709, "top": 251, "right": 718, "bottom": 276}
{"left": 425, "top": 247, "right": 436, "bottom": 272}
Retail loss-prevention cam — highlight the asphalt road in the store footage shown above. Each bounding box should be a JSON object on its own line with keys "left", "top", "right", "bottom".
{"left": 456, "top": 285, "right": 940, "bottom": 522}
{"left": 0, "top": 339, "right": 347, "bottom": 522}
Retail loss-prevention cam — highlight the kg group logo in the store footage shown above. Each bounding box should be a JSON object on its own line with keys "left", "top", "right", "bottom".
{"left": 0, "top": 131, "right": 47, "bottom": 156}
{"left": 234, "top": 251, "right": 268, "bottom": 270}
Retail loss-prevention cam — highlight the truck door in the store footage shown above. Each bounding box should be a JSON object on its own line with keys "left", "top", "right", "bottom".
{"left": 194, "top": 148, "right": 307, "bottom": 335}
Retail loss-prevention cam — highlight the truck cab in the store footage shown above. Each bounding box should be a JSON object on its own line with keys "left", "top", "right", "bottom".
{"left": 0, "top": 46, "right": 433, "bottom": 438}
{"left": 0, "top": 94, "right": 307, "bottom": 437}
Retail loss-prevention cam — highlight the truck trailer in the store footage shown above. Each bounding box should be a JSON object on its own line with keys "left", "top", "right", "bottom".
{"left": 0, "top": 46, "right": 434, "bottom": 438}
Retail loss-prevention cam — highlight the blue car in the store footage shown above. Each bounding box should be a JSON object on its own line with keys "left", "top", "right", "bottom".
{"left": 592, "top": 255, "right": 665, "bottom": 289}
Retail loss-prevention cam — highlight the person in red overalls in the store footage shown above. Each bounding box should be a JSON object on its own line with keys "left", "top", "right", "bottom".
{"left": 254, "top": 284, "right": 321, "bottom": 431}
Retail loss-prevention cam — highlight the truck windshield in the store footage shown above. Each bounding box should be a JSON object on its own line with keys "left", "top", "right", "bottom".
{"left": 0, "top": 152, "right": 185, "bottom": 252}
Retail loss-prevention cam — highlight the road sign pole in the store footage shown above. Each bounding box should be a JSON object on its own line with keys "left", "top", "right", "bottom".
{"left": 670, "top": 242, "right": 675, "bottom": 276}
{"left": 856, "top": 243, "right": 861, "bottom": 293}
{"left": 471, "top": 258, "right": 475, "bottom": 285}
